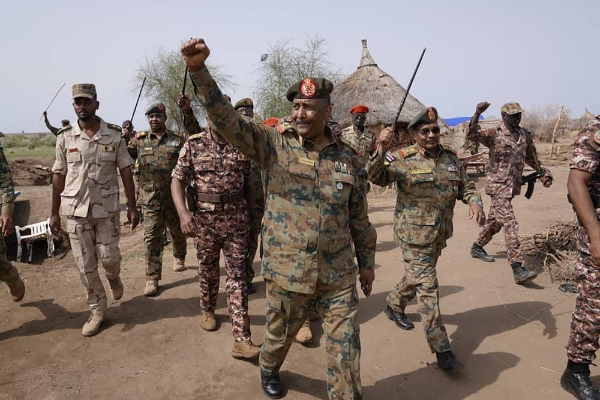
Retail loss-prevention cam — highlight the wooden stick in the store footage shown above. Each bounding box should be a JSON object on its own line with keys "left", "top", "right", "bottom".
{"left": 549, "top": 105, "right": 564, "bottom": 157}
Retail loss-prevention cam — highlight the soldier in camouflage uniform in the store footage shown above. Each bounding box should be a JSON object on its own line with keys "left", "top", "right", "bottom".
{"left": 561, "top": 114, "right": 600, "bottom": 400}
{"left": 0, "top": 146, "right": 25, "bottom": 302}
{"left": 467, "top": 102, "right": 553, "bottom": 284}
{"left": 170, "top": 113, "right": 260, "bottom": 359}
{"left": 367, "top": 107, "right": 486, "bottom": 373}
{"left": 126, "top": 103, "right": 188, "bottom": 296}
{"left": 181, "top": 38, "right": 377, "bottom": 400}
{"left": 50, "top": 84, "right": 139, "bottom": 337}
{"left": 234, "top": 97, "right": 264, "bottom": 295}
{"left": 177, "top": 94, "right": 203, "bottom": 136}
{"left": 43, "top": 111, "right": 70, "bottom": 136}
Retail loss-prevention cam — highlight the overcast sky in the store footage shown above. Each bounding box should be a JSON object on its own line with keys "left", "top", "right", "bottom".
{"left": 1, "top": 0, "right": 597, "bottom": 133}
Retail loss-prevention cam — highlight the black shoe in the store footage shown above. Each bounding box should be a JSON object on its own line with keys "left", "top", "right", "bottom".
{"left": 261, "top": 373, "right": 283, "bottom": 399}
{"left": 247, "top": 281, "right": 256, "bottom": 295}
{"left": 436, "top": 351, "right": 460, "bottom": 372}
{"left": 511, "top": 263, "right": 538, "bottom": 284}
{"left": 384, "top": 305, "right": 414, "bottom": 330}
{"left": 470, "top": 243, "right": 495, "bottom": 262}
{"left": 561, "top": 368, "right": 600, "bottom": 400}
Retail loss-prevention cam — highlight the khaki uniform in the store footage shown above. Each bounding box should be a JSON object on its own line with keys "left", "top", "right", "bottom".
{"left": 172, "top": 128, "right": 253, "bottom": 341}
{"left": 0, "top": 146, "right": 21, "bottom": 286}
{"left": 367, "top": 143, "right": 482, "bottom": 353}
{"left": 52, "top": 119, "right": 133, "bottom": 313}
{"left": 190, "top": 67, "right": 377, "bottom": 400}
{"left": 566, "top": 116, "right": 600, "bottom": 363}
{"left": 339, "top": 125, "right": 377, "bottom": 194}
{"left": 127, "top": 129, "right": 187, "bottom": 281}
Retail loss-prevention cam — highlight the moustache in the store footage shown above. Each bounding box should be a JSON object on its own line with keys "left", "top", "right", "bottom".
{"left": 295, "top": 119, "right": 311, "bottom": 125}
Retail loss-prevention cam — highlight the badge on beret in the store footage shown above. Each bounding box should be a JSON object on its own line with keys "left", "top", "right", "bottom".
{"left": 427, "top": 107, "right": 436, "bottom": 121}
{"left": 158, "top": 103, "right": 165, "bottom": 111}
{"left": 300, "top": 78, "right": 317, "bottom": 98}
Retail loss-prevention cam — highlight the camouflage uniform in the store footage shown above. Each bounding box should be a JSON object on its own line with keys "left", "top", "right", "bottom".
{"left": 182, "top": 109, "right": 202, "bottom": 137}
{"left": 52, "top": 118, "right": 133, "bottom": 314}
{"left": 244, "top": 161, "right": 265, "bottom": 283}
{"left": 339, "top": 125, "right": 377, "bottom": 194}
{"left": 127, "top": 129, "right": 187, "bottom": 281}
{"left": 190, "top": 67, "right": 377, "bottom": 400}
{"left": 367, "top": 143, "right": 482, "bottom": 353}
{"left": 566, "top": 115, "right": 600, "bottom": 363}
{"left": 467, "top": 122, "right": 551, "bottom": 265}
{"left": 171, "top": 127, "right": 253, "bottom": 342}
{"left": 0, "top": 146, "right": 22, "bottom": 290}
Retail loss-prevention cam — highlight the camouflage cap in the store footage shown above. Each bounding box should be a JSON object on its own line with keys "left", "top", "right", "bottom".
{"left": 286, "top": 77, "right": 333, "bottom": 102}
{"left": 72, "top": 83, "right": 97, "bottom": 99}
{"left": 234, "top": 98, "right": 253, "bottom": 110}
{"left": 61, "top": 119, "right": 70, "bottom": 126}
{"left": 501, "top": 102, "right": 523, "bottom": 115}
{"left": 145, "top": 102, "right": 166, "bottom": 115}
{"left": 408, "top": 107, "right": 439, "bottom": 130}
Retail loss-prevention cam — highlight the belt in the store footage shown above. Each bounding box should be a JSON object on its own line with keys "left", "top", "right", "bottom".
{"left": 196, "top": 188, "right": 245, "bottom": 203}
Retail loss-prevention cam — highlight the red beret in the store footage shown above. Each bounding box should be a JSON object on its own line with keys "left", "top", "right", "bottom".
{"left": 263, "top": 117, "right": 279, "bottom": 127}
{"left": 350, "top": 105, "right": 369, "bottom": 114}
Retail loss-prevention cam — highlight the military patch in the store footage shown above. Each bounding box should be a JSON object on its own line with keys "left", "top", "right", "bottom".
{"left": 166, "top": 139, "right": 179, "bottom": 147}
{"left": 277, "top": 121, "right": 293, "bottom": 134}
{"left": 107, "top": 123, "right": 122, "bottom": 131}
{"left": 400, "top": 147, "right": 418, "bottom": 158}
{"left": 336, "top": 182, "right": 344, "bottom": 190}
{"left": 102, "top": 145, "right": 116, "bottom": 152}
{"left": 179, "top": 147, "right": 187, "bottom": 157}
{"left": 447, "top": 162, "right": 458, "bottom": 172}
{"left": 68, "top": 148, "right": 79, "bottom": 153}
{"left": 300, "top": 78, "right": 317, "bottom": 98}
{"left": 299, "top": 157, "right": 315, "bottom": 167}
{"left": 410, "top": 168, "right": 432, "bottom": 175}
{"left": 385, "top": 153, "right": 396, "bottom": 163}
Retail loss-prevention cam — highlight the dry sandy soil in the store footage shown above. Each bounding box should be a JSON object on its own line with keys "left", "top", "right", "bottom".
{"left": 0, "top": 153, "right": 588, "bottom": 400}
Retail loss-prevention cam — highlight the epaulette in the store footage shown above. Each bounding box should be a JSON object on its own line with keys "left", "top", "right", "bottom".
{"left": 135, "top": 130, "right": 149, "bottom": 139}
{"left": 441, "top": 144, "right": 457, "bottom": 155}
{"left": 56, "top": 125, "right": 72, "bottom": 135}
{"left": 276, "top": 121, "right": 293, "bottom": 134}
{"left": 170, "top": 130, "right": 182, "bottom": 137}
{"left": 399, "top": 146, "right": 419, "bottom": 158}
{"left": 107, "top": 123, "right": 122, "bottom": 132}
{"left": 187, "top": 132, "right": 205, "bottom": 141}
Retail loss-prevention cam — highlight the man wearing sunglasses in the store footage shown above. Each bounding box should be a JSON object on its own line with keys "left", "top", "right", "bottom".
{"left": 467, "top": 102, "right": 552, "bottom": 284}
{"left": 368, "top": 107, "right": 485, "bottom": 373}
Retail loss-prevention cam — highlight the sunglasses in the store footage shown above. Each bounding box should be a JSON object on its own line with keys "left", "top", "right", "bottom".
{"left": 417, "top": 127, "right": 441, "bottom": 136}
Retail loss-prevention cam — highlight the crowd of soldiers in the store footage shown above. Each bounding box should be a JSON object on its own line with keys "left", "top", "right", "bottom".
{"left": 1, "top": 36, "right": 599, "bottom": 400}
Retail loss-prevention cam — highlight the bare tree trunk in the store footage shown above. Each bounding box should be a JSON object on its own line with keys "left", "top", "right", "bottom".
{"left": 549, "top": 105, "right": 564, "bottom": 157}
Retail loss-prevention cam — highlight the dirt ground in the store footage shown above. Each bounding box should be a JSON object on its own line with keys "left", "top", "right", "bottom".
{"left": 0, "top": 153, "right": 588, "bottom": 400}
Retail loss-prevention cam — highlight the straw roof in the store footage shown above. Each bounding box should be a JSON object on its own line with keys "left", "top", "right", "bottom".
{"left": 331, "top": 39, "right": 428, "bottom": 129}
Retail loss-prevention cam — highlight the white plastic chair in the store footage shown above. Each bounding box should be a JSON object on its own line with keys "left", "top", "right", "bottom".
{"left": 15, "top": 219, "right": 55, "bottom": 263}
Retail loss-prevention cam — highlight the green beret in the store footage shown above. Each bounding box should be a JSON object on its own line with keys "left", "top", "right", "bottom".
{"left": 286, "top": 78, "right": 333, "bottom": 102}
{"left": 501, "top": 102, "right": 523, "bottom": 115}
{"left": 234, "top": 98, "right": 253, "bottom": 110}
{"left": 145, "top": 102, "right": 166, "bottom": 115}
{"left": 408, "top": 107, "right": 439, "bottom": 130}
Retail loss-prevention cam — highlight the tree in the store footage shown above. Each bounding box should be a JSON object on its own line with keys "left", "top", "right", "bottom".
{"left": 253, "top": 35, "right": 344, "bottom": 119}
{"left": 133, "top": 47, "right": 235, "bottom": 133}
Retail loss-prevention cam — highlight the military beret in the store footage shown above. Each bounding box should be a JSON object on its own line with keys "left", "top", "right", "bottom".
{"left": 408, "top": 107, "right": 439, "bottom": 130}
{"left": 234, "top": 98, "right": 253, "bottom": 110}
{"left": 350, "top": 105, "right": 369, "bottom": 114}
{"left": 145, "top": 102, "right": 166, "bottom": 115}
{"left": 501, "top": 102, "right": 523, "bottom": 115}
{"left": 61, "top": 119, "right": 70, "bottom": 125}
{"left": 286, "top": 77, "right": 334, "bottom": 102}
{"left": 72, "top": 83, "right": 97, "bottom": 99}
{"left": 263, "top": 117, "right": 279, "bottom": 127}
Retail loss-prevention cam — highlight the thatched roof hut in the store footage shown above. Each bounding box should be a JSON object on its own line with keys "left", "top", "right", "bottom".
{"left": 331, "top": 39, "right": 428, "bottom": 132}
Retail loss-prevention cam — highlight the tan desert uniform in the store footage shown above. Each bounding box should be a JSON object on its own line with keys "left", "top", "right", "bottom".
{"left": 52, "top": 119, "right": 133, "bottom": 313}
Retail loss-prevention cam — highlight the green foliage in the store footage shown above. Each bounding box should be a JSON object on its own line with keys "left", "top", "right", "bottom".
{"left": 133, "top": 47, "right": 236, "bottom": 133}
{"left": 253, "top": 35, "right": 344, "bottom": 119}
{"left": 0, "top": 132, "right": 4, "bottom": 138}
{"left": 2, "top": 134, "right": 56, "bottom": 150}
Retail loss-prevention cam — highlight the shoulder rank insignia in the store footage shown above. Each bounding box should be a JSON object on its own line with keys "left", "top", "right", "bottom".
{"left": 56, "top": 125, "right": 72, "bottom": 135}
{"left": 442, "top": 144, "right": 457, "bottom": 155}
{"left": 107, "top": 123, "right": 122, "bottom": 131}
{"left": 136, "top": 130, "right": 149, "bottom": 139}
{"left": 276, "top": 121, "right": 293, "bottom": 134}
{"left": 400, "top": 146, "right": 418, "bottom": 158}
{"left": 187, "top": 132, "right": 205, "bottom": 141}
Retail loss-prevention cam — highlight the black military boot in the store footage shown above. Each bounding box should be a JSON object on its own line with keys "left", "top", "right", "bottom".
{"left": 384, "top": 305, "right": 414, "bottom": 330}
{"left": 561, "top": 363, "right": 600, "bottom": 400}
{"left": 261, "top": 372, "right": 283, "bottom": 399}
{"left": 436, "top": 351, "right": 460, "bottom": 372}
{"left": 470, "top": 243, "right": 495, "bottom": 262}
{"left": 511, "top": 262, "right": 538, "bottom": 284}
{"left": 247, "top": 281, "right": 256, "bottom": 295}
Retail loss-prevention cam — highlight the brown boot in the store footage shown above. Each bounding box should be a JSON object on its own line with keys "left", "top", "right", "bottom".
{"left": 82, "top": 310, "right": 106, "bottom": 337}
{"left": 296, "top": 320, "right": 313, "bottom": 344}
{"left": 3, "top": 266, "right": 25, "bottom": 302}
{"left": 108, "top": 277, "right": 123, "bottom": 300}
{"left": 199, "top": 310, "right": 217, "bottom": 331}
{"left": 144, "top": 280, "right": 158, "bottom": 297}
{"left": 173, "top": 258, "right": 186, "bottom": 272}
{"left": 231, "top": 339, "right": 261, "bottom": 359}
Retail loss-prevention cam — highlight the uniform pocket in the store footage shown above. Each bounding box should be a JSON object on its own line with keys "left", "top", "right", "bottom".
{"left": 400, "top": 214, "right": 439, "bottom": 247}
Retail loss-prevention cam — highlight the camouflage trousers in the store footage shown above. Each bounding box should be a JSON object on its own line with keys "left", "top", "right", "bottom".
{"left": 566, "top": 251, "right": 600, "bottom": 363}
{"left": 387, "top": 247, "right": 451, "bottom": 353}
{"left": 192, "top": 206, "right": 251, "bottom": 341}
{"left": 0, "top": 234, "right": 20, "bottom": 284}
{"left": 66, "top": 212, "right": 122, "bottom": 313}
{"left": 143, "top": 205, "right": 187, "bottom": 281}
{"left": 476, "top": 196, "right": 523, "bottom": 265}
{"left": 260, "top": 280, "right": 362, "bottom": 400}
{"left": 244, "top": 209, "right": 264, "bottom": 283}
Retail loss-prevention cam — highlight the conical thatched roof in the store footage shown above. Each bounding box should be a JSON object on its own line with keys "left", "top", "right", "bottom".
{"left": 331, "top": 39, "right": 427, "bottom": 129}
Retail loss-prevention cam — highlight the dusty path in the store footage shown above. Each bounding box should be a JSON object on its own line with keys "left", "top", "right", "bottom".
{"left": 0, "top": 164, "right": 584, "bottom": 400}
